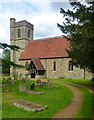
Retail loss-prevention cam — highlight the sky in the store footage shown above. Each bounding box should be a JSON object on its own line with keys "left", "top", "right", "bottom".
{"left": 0, "top": 0, "right": 72, "bottom": 56}
{"left": 0, "top": 0, "right": 72, "bottom": 43}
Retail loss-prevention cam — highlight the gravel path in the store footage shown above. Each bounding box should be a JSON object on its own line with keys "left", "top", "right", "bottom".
{"left": 52, "top": 83, "right": 84, "bottom": 118}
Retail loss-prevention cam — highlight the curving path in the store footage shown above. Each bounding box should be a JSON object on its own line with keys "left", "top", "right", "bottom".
{"left": 52, "top": 83, "right": 84, "bottom": 118}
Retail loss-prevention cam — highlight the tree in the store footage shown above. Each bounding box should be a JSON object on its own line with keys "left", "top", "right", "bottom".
{"left": 0, "top": 43, "right": 20, "bottom": 50}
{"left": 57, "top": 1, "right": 94, "bottom": 75}
{"left": 0, "top": 42, "right": 24, "bottom": 73}
{"left": 2, "top": 49, "right": 10, "bottom": 74}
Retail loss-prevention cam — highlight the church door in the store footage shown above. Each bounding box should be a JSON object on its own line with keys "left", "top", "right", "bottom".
{"left": 31, "top": 72, "right": 35, "bottom": 78}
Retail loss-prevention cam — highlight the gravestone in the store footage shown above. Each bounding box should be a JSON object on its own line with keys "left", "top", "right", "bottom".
{"left": 11, "top": 77, "right": 15, "bottom": 85}
{"left": 12, "top": 100, "right": 48, "bottom": 112}
{"left": 19, "top": 84, "right": 26, "bottom": 92}
{"left": 27, "top": 75, "right": 31, "bottom": 82}
{"left": 30, "top": 83, "right": 35, "bottom": 90}
{"left": 19, "top": 74, "right": 25, "bottom": 82}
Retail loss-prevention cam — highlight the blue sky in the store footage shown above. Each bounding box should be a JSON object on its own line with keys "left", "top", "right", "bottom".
{"left": 0, "top": 0, "right": 72, "bottom": 56}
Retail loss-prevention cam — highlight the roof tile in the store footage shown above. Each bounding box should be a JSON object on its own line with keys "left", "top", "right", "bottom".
{"left": 20, "top": 36, "right": 70, "bottom": 60}
{"left": 31, "top": 58, "right": 44, "bottom": 70}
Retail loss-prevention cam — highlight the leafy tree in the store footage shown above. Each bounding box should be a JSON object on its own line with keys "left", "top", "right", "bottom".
{"left": 0, "top": 43, "right": 20, "bottom": 50}
{"left": 57, "top": 1, "right": 94, "bottom": 75}
{"left": 2, "top": 49, "right": 10, "bottom": 74}
{"left": 0, "top": 42, "right": 24, "bottom": 73}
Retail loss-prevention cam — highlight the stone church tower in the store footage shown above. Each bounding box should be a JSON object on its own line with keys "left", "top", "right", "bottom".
{"left": 10, "top": 18, "right": 34, "bottom": 77}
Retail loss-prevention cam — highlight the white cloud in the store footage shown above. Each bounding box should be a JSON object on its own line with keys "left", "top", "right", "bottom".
{"left": 0, "top": 0, "right": 69, "bottom": 2}
{"left": 0, "top": 26, "right": 7, "bottom": 38}
{"left": 0, "top": 2, "right": 70, "bottom": 43}
{"left": 31, "top": 13, "right": 63, "bottom": 39}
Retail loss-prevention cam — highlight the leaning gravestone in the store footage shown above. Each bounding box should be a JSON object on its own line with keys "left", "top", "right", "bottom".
{"left": 19, "top": 84, "right": 26, "bottom": 92}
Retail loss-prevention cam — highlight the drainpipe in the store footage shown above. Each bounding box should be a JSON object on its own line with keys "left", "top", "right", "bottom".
{"left": 45, "top": 59, "right": 47, "bottom": 78}
{"left": 83, "top": 68, "right": 85, "bottom": 79}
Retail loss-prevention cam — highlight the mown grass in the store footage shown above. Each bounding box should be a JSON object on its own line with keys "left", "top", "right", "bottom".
{"left": 75, "top": 87, "right": 94, "bottom": 118}
{"left": 51, "top": 78, "right": 94, "bottom": 87}
{"left": 51, "top": 78, "right": 94, "bottom": 118}
{"left": 0, "top": 75, "right": 2, "bottom": 119}
{"left": 2, "top": 79, "right": 73, "bottom": 118}
{"left": 2, "top": 78, "right": 94, "bottom": 118}
{"left": 69, "top": 80, "right": 94, "bottom": 118}
{"left": 0, "top": 92, "right": 2, "bottom": 119}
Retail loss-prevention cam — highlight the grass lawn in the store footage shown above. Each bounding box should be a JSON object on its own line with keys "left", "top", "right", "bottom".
{"left": 2, "top": 78, "right": 94, "bottom": 118}
{"left": 51, "top": 78, "right": 94, "bottom": 118}
{"left": 76, "top": 86, "right": 94, "bottom": 118}
{"left": 2, "top": 79, "right": 73, "bottom": 118}
{"left": 0, "top": 75, "right": 2, "bottom": 119}
{"left": 0, "top": 91, "right": 2, "bottom": 119}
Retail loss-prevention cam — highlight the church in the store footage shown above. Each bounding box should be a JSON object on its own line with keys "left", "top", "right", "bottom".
{"left": 10, "top": 18, "right": 92, "bottom": 79}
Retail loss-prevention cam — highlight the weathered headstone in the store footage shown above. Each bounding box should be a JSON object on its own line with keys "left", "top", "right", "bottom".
{"left": 19, "top": 74, "right": 22, "bottom": 81}
{"left": 19, "top": 84, "right": 26, "bottom": 92}
{"left": 19, "top": 74, "right": 25, "bottom": 82}
{"left": 27, "top": 75, "right": 31, "bottom": 82}
{"left": 11, "top": 77, "right": 15, "bottom": 85}
{"left": 30, "top": 83, "right": 35, "bottom": 90}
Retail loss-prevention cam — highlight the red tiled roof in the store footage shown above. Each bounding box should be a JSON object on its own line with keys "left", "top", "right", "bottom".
{"left": 20, "top": 36, "right": 70, "bottom": 60}
{"left": 31, "top": 58, "right": 44, "bottom": 70}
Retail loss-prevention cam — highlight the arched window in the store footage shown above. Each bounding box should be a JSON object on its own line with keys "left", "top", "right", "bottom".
{"left": 68, "top": 60, "right": 73, "bottom": 71}
{"left": 18, "top": 29, "right": 21, "bottom": 38}
{"left": 53, "top": 61, "right": 56, "bottom": 71}
{"left": 28, "top": 29, "right": 30, "bottom": 38}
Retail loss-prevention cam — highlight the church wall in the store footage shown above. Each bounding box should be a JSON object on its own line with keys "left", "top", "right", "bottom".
{"left": 10, "top": 39, "right": 25, "bottom": 77}
{"left": 41, "top": 58, "right": 92, "bottom": 79}
{"left": 10, "top": 18, "right": 34, "bottom": 78}
{"left": 13, "top": 58, "right": 92, "bottom": 80}
{"left": 41, "top": 58, "right": 68, "bottom": 78}
{"left": 17, "top": 60, "right": 31, "bottom": 76}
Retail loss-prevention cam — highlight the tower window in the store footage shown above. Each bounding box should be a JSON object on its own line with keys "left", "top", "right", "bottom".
{"left": 53, "top": 62, "right": 56, "bottom": 71}
{"left": 28, "top": 29, "right": 30, "bottom": 38}
{"left": 68, "top": 60, "right": 73, "bottom": 71}
{"left": 18, "top": 29, "right": 21, "bottom": 38}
